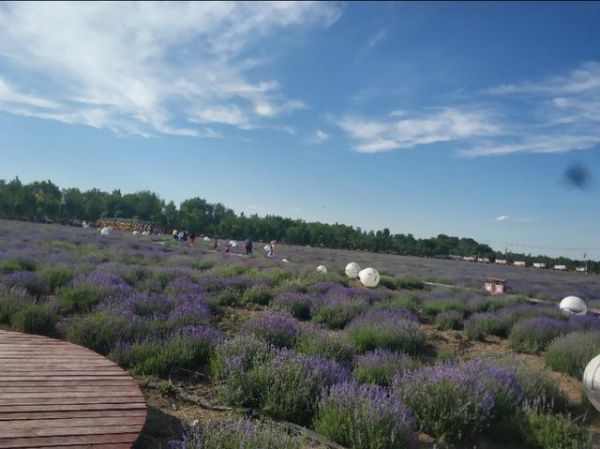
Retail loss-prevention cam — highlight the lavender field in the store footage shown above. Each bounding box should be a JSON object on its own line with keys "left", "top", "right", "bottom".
{"left": 0, "top": 219, "right": 598, "bottom": 449}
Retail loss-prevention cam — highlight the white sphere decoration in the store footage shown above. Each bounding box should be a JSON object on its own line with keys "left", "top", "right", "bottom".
{"left": 559, "top": 296, "right": 587, "bottom": 316}
{"left": 583, "top": 354, "right": 600, "bottom": 412}
{"left": 132, "top": 230, "right": 140, "bottom": 236}
{"left": 345, "top": 262, "right": 361, "bottom": 279}
{"left": 282, "top": 258, "right": 289, "bottom": 264}
{"left": 316, "top": 265, "right": 327, "bottom": 273}
{"left": 203, "top": 236, "right": 211, "bottom": 242}
{"left": 100, "top": 227, "right": 111, "bottom": 236}
{"left": 264, "top": 245, "right": 271, "bottom": 252}
{"left": 359, "top": 267, "right": 380, "bottom": 288}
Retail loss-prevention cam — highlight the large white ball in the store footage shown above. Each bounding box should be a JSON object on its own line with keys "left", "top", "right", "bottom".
{"left": 100, "top": 227, "right": 111, "bottom": 236}
{"left": 203, "top": 236, "right": 211, "bottom": 242}
{"left": 559, "top": 296, "right": 587, "bottom": 316}
{"left": 264, "top": 245, "right": 271, "bottom": 251}
{"left": 584, "top": 354, "right": 600, "bottom": 411}
{"left": 132, "top": 230, "right": 140, "bottom": 236}
{"left": 345, "top": 262, "right": 361, "bottom": 279}
{"left": 316, "top": 265, "right": 327, "bottom": 273}
{"left": 359, "top": 267, "right": 380, "bottom": 288}
{"left": 281, "top": 258, "right": 289, "bottom": 264}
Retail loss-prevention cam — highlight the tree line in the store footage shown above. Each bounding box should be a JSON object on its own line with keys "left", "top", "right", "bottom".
{"left": 0, "top": 177, "right": 597, "bottom": 273}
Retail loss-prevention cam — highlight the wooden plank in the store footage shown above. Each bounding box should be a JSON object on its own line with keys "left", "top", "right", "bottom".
{"left": 0, "top": 330, "right": 146, "bottom": 449}
{"left": 0, "top": 409, "right": 147, "bottom": 421}
{"left": 0, "top": 432, "right": 141, "bottom": 448}
{"left": 0, "top": 415, "right": 146, "bottom": 428}
{"left": 0, "top": 403, "right": 146, "bottom": 413}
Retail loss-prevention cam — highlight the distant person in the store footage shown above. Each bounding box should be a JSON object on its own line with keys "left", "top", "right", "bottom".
{"left": 178, "top": 230, "right": 184, "bottom": 244}
{"left": 214, "top": 236, "right": 218, "bottom": 250}
{"left": 172, "top": 229, "right": 178, "bottom": 241}
{"left": 267, "top": 241, "right": 274, "bottom": 258}
{"left": 224, "top": 243, "right": 230, "bottom": 253}
{"left": 189, "top": 232, "right": 196, "bottom": 247}
{"left": 244, "top": 238, "right": 253, "bottom": 255}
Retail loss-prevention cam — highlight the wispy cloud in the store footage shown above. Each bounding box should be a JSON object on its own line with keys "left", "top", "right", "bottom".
{"left": 354, "top": 27, "right": 388, "bottom": 63}
{"left": 0, "top": 2, "right": 341, "bottom": 137}
{"left": 339, "top": 108, "right": 500, "bottom": 153}
{"left": 308, "top": 129, "right": 330, "bottom": 143}
{"left": 461, "top": 62, "right": 600, "bottom": 157}
{"left": 494, "top": 215, "right": 535, "bottom": 223}
{"left": 340, "top": 62, "right": 600, "bottom": 156}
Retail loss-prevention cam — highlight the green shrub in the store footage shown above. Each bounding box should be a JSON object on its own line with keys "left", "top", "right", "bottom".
{"left": 242, "top": 288, "right": 273, "bottom": 306}
{"left": 515, "top": 407, "right": 591, "bottom": 449}
{"left": 508, "top": 318, "right": 566, "bottom": 354}
{"left": 38, "top": 265, "right": 74, "bottom": 294}
{"left": 65, "top": 313, "right": 130, "bottom": 355}
{"left": 111, "top": 335, "right": 216, "bottom": 377}
{"left": 211, "top": 335, "right": 273, "bottom": 407}
{"left": 191, "top": 259, "right": 215, "bottom": 271}
{"left": 11, "top": 304, "right": 56, "bottom": 336}
{"left": 57, "top": 285, "right": 108, "bottom": 315}
{"left": 0, "top": 294, "right": 29, "bottom": 324}
{"left": 314, "top": 382, "right": 416, "bottom": 449}
{"left": 0, "top": 258, "right": 36, "bottom": 274}
{"left": 353, "top": 349, "right": 420, "bottom": 386}
{"left": 395, "top": 277, "right": 424, "bottom": 290}
{"left": 378, "top": 275, "right": 397, "bottom": 290}
{"left": 294, "top": 331, "right": 355, "bottom": 365}
{"left": 179, "top": 418, "right": 304, "bottom": 449}
{"left": 544, "top": 331, "right": 600, "bottom": 377}
{"left": 374, "top": 293, "right": 421, "bottom": 313}
{"left": 423, "top": 299, "right": 465, "bottom": 317}
{"left": 435, "top": 310, "right": 464, "bottom": 330}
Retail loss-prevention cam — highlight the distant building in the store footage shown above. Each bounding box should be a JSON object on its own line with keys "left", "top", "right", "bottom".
{"left": 463, "top": 256, "right": 476, "bottom": 262}
{"left": 477, "top": 257, "right": 490, "bottom": 263}
{"left": 533, "top": 262, "right": 546, "bottom": 269}
{"left": 576, "top": 267, "right": 587, "bottom": 273}
{"left": 554, "top": 265, "right": 567, "bottom": 271}
{"left": 514, "top": 261, "right": 526, "bottom": 267}
{"left": 495, "top": 259, "right": 507, "bottom": 265}
{"left": 484, "top": 278, "right": 509, "bottom": 295}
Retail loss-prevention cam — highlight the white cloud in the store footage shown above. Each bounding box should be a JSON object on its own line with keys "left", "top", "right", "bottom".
{"left": 339, "top": 108, "right": 500, "bottom": 153}
{"left": 341, "top": 62, "right": 600, "bottom": 157}
{"left": 461, "top": 62, "right": 600, "bottom": 157}
{"left": 309, "top": 129, "right": 330, "bottom": 143}
{"left": 354, "top": 27, "right": 388, "bottom": 63}
{"left": 494, "top": 215, "right": 535, "bottom": 223}
{"left": 0, "top": 2, "right": 341, "bottom": 136}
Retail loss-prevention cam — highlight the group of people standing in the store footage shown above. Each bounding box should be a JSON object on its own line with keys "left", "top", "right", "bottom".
{"left": 172, "top": 229, "right": 196, "bottom": 247}
{"left": 171, "top": 230, "right": 276, "bottom": 258}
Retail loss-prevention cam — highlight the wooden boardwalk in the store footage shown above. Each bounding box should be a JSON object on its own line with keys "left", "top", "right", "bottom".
{"left": 0, "top": 330, "right": 146, "bottom": 449}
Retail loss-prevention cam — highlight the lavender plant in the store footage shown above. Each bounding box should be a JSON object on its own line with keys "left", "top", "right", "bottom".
{"left": 241, "top": 312, "right": 301, "bottom": 347}
{"left": 272, "top": 291, "right": 313, "bottom": 320}
{"left": 393, "top": 364, "right": 495, "bottom": 442}
{"left": 346, "top": 308, "right": 425, "bottom": 354}
{"left": 508, "top": 317, "right": 568, "bottom": 353}
{"left": 544, "top": 331, "right": 600, "bottom": 377}
{"left": 314, "top": 382, "right": 417, "bottom": 449}
{"left": 172, "top": 418, "right": 304, "bottom": 449}
{"left": 353, "top": 349, "right": 420, "bottom": 386}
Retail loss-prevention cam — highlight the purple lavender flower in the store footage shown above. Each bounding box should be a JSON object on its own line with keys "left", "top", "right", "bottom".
{"left": 241, "top": 312, "right": 301, "bottom": 347}
{"left": 273, "top": 291, "right": 313, "bottom": 320}
{"left": 315, "top": 381, "right": 417, "bottom": 449}
{"left": 394, "top": 363, "right": 495, "bottom": 442}
{"left": 508, "top": 317, "right": 568, "bottom": 353}
{"left": 1, "top": 271, "right": 48, "bottom": 299}
{"left": 353, "top": 349, "right": 420, "bottom": 385}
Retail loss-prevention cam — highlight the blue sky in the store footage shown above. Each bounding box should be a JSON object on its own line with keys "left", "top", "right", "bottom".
{"left": 1, "top": 2, "right": 600, "bottom": 258}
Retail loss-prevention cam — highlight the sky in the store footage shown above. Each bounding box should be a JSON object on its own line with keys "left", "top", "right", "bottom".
{"left": 1, "top": 1, "right": 600, "bottom": 258}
